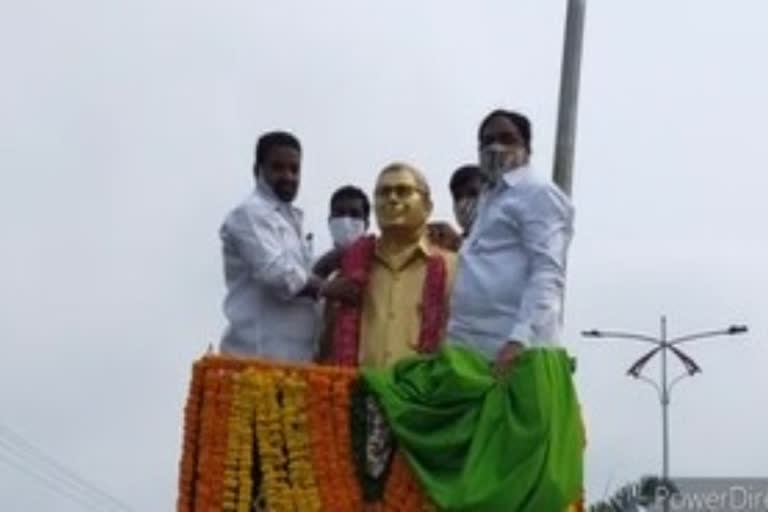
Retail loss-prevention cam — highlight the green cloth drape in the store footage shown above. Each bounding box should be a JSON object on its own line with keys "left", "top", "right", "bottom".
{"left": 362, "top": 344, "right": 583, "bottom": 511}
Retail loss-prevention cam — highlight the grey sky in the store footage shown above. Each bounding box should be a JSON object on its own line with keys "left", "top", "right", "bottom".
{"left": 1, "top": 1, "right": 765, "bottom": 509}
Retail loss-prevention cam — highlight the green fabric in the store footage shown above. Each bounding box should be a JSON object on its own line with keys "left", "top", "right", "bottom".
{"left": 361, "top": 344, "right": 583, "bottom": 512}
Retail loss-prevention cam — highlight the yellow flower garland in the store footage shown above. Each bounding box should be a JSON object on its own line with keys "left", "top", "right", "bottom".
{"left": 281, "top": 370, "right": 322, "bottom": 511}
{"left": 236, "top": 370, "right": 255, "bottom": 512}
{"left": 222, "top": 373, "right": 242, "bottom": 511}
{"left": 252, "top": 369, "right": 292, "bottom": 511}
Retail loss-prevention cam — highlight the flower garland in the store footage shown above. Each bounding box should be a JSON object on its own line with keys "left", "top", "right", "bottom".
{"left": 176, "top": 360, "right": 204, "bottom": 512}
{"left": 193, "top": 367, "right": 233, "bottom": 511}
{"left": 222, "top": 373, "right": 243, "bottom": 511}
{"left": 331, "top": 375, "right": 364, "bottom": 510}
{"left": 252, "top": 369, "right": 293, "bottom": 511}
{"left": 236, "top": 371, "right": 256, "bottom": 512}
{"left": 331, "top": 235, "right": 448, "bottom": 366}
{"left": 281, "top": 370, "right": 322, "bottom": 510}
{"left": 304, "top": 371, "right": 340, "bottom": 509}
{"left": 382, "top": 451, "right": 432, "bottom": 511}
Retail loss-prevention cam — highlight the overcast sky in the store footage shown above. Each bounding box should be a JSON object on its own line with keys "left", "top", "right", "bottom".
{"left": 1, "top": 1, "right": 766, "bottom": 510}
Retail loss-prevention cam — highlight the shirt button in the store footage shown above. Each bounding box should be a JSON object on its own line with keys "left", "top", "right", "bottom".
{"left": 388, "top": 311, "right": 395, "bottom": 319}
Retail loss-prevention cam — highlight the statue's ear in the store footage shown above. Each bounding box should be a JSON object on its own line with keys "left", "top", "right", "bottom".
{"left": 423, "top": 194, "right": 434, "bottom": 215}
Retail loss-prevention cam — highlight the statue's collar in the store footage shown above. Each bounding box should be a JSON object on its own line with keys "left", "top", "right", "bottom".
{"left": 374, "top": 234, "right": 432, "bottom": 271}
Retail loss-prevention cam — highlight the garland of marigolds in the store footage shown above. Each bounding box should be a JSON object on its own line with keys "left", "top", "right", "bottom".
{"left": 177, "top": 355, "right": 584, "bottom": 511}
{"left": 176, "top": 355, "right": 431, "bottom": 512}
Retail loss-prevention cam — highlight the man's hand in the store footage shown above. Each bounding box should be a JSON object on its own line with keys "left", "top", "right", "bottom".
{"left": 313, "top": 248, "right": 343, "bottom": 278}
{"left": 427, "top": 221, "right": 462, "bottom": 252}
{"left": 493, "top": 341, "right": 525, "bottom": 376}
{"left": 320, "top": 276, "right": 361, "bottom": 305}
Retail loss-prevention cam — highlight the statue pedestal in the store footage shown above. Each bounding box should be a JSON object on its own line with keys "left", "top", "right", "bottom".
{"left": 176, "top": 355, "right": 432, "bottom": 512}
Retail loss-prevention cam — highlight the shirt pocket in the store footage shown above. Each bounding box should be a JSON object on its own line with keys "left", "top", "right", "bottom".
{"left": 470, "top": 214, "right": 521, "bottom": 253}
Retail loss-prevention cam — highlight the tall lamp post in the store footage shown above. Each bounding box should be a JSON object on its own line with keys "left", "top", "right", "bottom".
{"left": 582, "top": 316, "right": 748, "bottom": 509}
{"left": 552, "top": 0, "right": 586, "bottom": 197}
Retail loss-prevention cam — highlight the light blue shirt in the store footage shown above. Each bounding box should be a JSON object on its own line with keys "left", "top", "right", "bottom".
{"left": 446, "top": 166, "right": 574, "bottom": 360}
{"left": 219, "top": 182, "right": 319, "bottom": 361}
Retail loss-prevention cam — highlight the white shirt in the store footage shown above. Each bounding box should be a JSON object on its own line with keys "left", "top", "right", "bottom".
{"left": 446, "top": 165, "right": 574, "bottom": 360}
{"left": 219, "top": 182, "right": 319, "bottom": 361}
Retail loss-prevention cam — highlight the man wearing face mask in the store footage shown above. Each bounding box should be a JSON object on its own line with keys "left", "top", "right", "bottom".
{"left": 219, "top": 131, "right": 357, "bottom": 361}
{"left": 424, "top": 166, "right": 485, "bottom": 252}
{"left": 313, "top": 185, "right": 371, "bottom": 362}
{"left": 328, "top": 185, "right": 370, "bottom": 248}
{"left": 312, "top": 185, "right": 370, "bottom": 279}
{"left": 449, "top": 164, "right": 486, "bottom": 237}
{"left": 447, "top": 110, "right": 574, "bottom": 371}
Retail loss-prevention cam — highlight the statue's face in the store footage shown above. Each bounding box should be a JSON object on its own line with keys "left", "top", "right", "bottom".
{"left": 374, "top": 168, "right": 431, "bottom": 232}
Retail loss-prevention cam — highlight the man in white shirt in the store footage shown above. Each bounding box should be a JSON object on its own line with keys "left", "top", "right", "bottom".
{"left": 219, "top": 131, "right": 356, "bottom": 361}
{"left": 447, "top": 110, "right": 575, "bottom": 374}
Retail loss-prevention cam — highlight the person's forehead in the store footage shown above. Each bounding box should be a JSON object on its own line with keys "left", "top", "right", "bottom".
{"left": 376, "top": 169, "right": 419, "bottom": 187}
{"left": 331, "top": 196, "right": 364, "bottom": 210}
{"left": 455, "top": 180, "right": 483, "bottom": 196}
{"left": 265, "top": 145, "right": 301, "bottom": 161}
{"left": 482, "top": 115, "right": 523, "bottom": 137}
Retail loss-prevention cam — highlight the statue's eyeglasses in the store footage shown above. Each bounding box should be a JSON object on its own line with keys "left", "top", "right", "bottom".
{"left": 375, "top": 184, "right": 426, "bottom": 199}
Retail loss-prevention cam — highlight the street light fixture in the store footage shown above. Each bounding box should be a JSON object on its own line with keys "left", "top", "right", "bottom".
{"left": 582, "top": 316, "right": 748, "bottom": 510}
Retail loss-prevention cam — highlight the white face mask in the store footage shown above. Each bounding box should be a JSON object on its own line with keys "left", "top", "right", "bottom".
{"left": 479, "top": 143, "right": 527, "bottom": 184}
{"left": 453, "top": 197, "right": 478, "bottom": 232}
{"left": 328, "top": 216, "right": 367, "bottom": 248}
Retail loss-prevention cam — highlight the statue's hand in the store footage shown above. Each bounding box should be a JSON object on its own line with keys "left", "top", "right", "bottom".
{"left": 320, "top": 276, "right": 361, "bottom": 305}
{"left": 427, "top": 221, "right": 462, "bottom": 251}
{"left": 493, "top": 341, "right": 524, "bottom": 376}
{"left": 313, "top": 247, "right": 343, "bottom": 278}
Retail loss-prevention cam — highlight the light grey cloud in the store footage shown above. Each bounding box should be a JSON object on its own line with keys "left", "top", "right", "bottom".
{"left": 1, "top": 1, "right": 765, "bottom": 509}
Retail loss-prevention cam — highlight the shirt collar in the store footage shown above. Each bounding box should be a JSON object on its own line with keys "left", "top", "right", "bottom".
{"left": 500, "top": 164, "right": 531, "bottom": 189}
{"left": 374, "top": 234, "right": 432, "bottom": 270}
{"left": 254, "top": 180, "right": 303, "bottom": 220}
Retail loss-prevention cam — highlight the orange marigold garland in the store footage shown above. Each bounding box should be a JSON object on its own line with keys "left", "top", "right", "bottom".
{"left": 306, "top": 370, "right": 349, "bottom": 509}
{"left": 331, "top": 374, "right": 364, "bottom": 510}
{"left": 176, "top": 359, "right": 204, "bottom": 512}
{"left": 193, "top": 366, "right": 229, "bottom": 510}
{"left": 382, "top": 451, "right": 431, "bottom": 511}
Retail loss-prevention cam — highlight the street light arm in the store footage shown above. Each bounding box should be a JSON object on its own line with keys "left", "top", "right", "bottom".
{"left": 636, "top": 374, "right": 663, "bottom": 402}
{"left": 668, "top": 372, "right": 691, "bottom": 396}
{"left": 668, "top": 346, "right": 702, "bottom": 376}
{"left": 669, "top": 326, "right": 748, "bottom": 346}
{"left": 627, "top": 346, "right": 662, "bottom": 377}
{"left": 582, "top": 330, "right": 660, "bottom": 345}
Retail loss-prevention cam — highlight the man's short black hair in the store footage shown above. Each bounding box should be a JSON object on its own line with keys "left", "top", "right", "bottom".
{"left": 477, "top": 109, "right": 532, "bottom": 153}
{"left": 329, "top": 185, "right": 371, "bottom": 219}
{"left": 449, "top": 165, "right": 483, "bottom": 201}
{"left": 255, "top": 131, "right": 301, "bottom": 167}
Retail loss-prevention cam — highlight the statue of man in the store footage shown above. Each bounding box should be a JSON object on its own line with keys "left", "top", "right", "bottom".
{"left": 322, "top": 162, "right": 457, "bottom": 369}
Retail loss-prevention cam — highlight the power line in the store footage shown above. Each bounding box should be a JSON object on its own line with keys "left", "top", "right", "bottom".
{"left": 0, "top": 421, "right": 134, "bottom": 511}
{"left": 0, "top": 450, "right": 110, "bottom": 512}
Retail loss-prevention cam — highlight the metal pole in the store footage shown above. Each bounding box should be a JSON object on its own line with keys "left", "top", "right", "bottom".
{"left": 552, "top": 0, "right": 587, "bottom": 197}
{"left": 661, "top": 315, "right": 670, "bottom": 512}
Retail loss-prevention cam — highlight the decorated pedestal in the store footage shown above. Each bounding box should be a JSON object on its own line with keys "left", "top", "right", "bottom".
{"left": 176, "top": 355, "right": 434, "bottom": 512}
